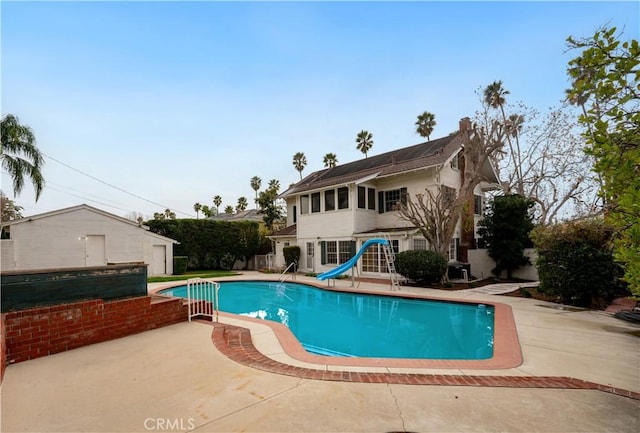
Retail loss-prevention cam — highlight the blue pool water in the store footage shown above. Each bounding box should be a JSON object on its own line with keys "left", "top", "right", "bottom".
{"left": 160, "top": 281, "right": 494, "bottom": 360}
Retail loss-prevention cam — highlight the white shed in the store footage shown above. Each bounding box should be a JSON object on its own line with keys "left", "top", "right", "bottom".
{"left": 0, "top": 204, "right": 178, "bottom": 276}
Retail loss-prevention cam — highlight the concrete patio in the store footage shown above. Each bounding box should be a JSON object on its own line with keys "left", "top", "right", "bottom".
{"left": 1, "top": 272, "right": 639, "bottom": 432}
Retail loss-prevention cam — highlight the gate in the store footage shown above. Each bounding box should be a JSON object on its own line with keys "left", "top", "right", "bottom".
{"left": 186, "top": 278, "right": 220, "bottom": 322}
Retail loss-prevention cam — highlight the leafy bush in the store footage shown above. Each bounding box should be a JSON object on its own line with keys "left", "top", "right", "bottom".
{"left": 283, "top": 246, "right": 301, "bottom": 271}
{"left": 173, "top": 256, "right": 188, "bottom": 275}
{"left": 395, "top": 250, "right": 447, "bottom": 283}
{"left": 531, "top": 219, "right": 628, "bottom": 308}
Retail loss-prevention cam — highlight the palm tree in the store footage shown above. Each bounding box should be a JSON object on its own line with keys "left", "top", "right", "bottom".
{"left": 267, "top": 179, "right": 280, "bottom": 194}
{"left": 163, "top": 208, "right": 176, "bottom": 219}
{"left": 323, "top": 153, "right": 338, "bottom": 168}
{"left": 201, "top": 205, "right": 212, "bottom": 218}
{"left": 236, "top": 196, "right": 248, "bottom": 212}
{"left": 250, "top": 176, "right": 261, "bottom": 209}
{"left": 213, "top": 195, "right": 222, "bottom": 214}
{"left": 355, "top": 130, "right": 374, "bottom": 158}
{"left": 224, "top": 205, "right": 234, "bottom": 214}
{"left": 292, "top": 152, "right": 307, "bottom": 180}
{"left": 415, "top": 111, "right": 436, "bottom": 140}
{"left": 193, "top": 202, "right": 202, "bottom": 219}
{"left": 1, "top": 114, "right": 45, "bottom": 201}
{"left": 483, "top": 80, "right": 523, "bottom": 194}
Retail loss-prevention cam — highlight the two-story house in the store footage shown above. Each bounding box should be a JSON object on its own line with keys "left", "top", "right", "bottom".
{"left": 270, "top": 118, "right": 500, "bottom": 279}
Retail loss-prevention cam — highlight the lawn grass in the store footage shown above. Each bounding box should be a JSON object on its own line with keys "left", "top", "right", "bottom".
{"left": 147, "top": 270, "right": 239, "bottom": 283}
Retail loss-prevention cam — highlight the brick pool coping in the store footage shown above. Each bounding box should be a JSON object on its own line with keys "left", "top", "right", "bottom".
{"left": 153, "top": 280, "right": 640, "bottom": 400}
{"left": 154, "top": 279, "right": 523, "bottom": 369}
{"left": 210, "top": 322, "right": 640, "bottom": 401}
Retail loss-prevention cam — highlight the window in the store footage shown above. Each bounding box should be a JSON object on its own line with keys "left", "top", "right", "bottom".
{"left": 326, "top": 241, "right": 337, "bottom": 264}
{"left": 362, "top": 239, "right": 398, "bottom": 272}
{"left": 474, "top": 194, "right": 483, "bottom": 215}
{"left": 451, "top": 152, "right": 460, "bottom": 170}
{"left": 325, "top": 190, "right": 335, "bottom": 211}
{"left": 367, "top": 188, "right": 376, "bottom": 210}
{"left": 293, "top": 205, "right": 297, "bottom": 223}
{"left": 338, "top": 187, "right": 349, "bottom": 209}
{"left": 320, "top": 240, "right": 354, "bottom": 265}
{"left": 338, "top": 241, "right": 355, "bottom": 264}
{"left": 413, "top": 238, "right": 428, "bottom": 250}
{"left": 448, "top": 238, "right": 459, "bottom": 261}
{"left": 300, "top": 195, "right": 309, "bottom": 214}
{"left": 311, "top": 192, "right": 321, "bottom": 213}
{"left": 357, "top": 186, "right": 366, "bottom": 209}
{"left": 379, "top": 188, "right": 407, "bottom": 213}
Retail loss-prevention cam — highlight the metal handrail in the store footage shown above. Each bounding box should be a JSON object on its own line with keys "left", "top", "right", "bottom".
{"left": 279, "top": 261, "right": 297, "bottom": 282}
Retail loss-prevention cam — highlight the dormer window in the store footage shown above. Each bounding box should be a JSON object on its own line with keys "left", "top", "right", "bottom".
{"left": 450, "top": 152, "right": 460, "bottom": 170}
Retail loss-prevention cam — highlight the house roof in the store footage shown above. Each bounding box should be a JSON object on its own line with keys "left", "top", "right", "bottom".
{"left": 208, "top": 209, "right": 264, "bottom": 222}
{"left": 281, "top": 133, "right": 463, "bottom": 197}
{"left": 269, "top": 224, "right": 297, "bottom": 238}
{"left": 1, "top": 204, "right": 178, "bottom": 243}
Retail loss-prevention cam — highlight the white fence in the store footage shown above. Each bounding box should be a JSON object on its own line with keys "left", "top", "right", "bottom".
{"left": 186, "top": 278, "right": 220, "bottom": 322}
{"left": 467, "top": 248, "right": 539, "bottom": 281}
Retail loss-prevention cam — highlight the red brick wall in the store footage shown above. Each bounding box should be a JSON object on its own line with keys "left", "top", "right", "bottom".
{"left": 3, "top": 296, "right": 188, "bottom": 366}
{"left": 1, "top": 314, "right": 6, "bottom": 382}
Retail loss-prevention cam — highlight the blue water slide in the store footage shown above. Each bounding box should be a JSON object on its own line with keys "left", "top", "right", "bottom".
{"left": 316, "top": 238, "right": 389, "bottom": 281}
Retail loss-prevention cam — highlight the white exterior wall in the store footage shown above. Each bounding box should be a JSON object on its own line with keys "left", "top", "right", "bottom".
{"left": 3, "top": 207, "right": 175, "bottom": 275}
{"left": 468, "top": 248, "right": 539, "bottom": 281}
{"left": 284, "top": 151, "right": 504, "bottom": 277}
{"left": 1, "top": 240, "right": 16, "bottom": 271}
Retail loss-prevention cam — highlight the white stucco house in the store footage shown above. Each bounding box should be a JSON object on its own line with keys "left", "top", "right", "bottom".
{"left": 269, "top": 118, "right": 501, "bottom": 279}
{"left": 0, "top": 204, "right": 178, "bottom": 276}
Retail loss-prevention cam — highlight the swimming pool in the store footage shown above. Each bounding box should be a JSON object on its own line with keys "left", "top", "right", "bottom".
{"left": 160, "top": 280, "right": 494, "bottom": 360}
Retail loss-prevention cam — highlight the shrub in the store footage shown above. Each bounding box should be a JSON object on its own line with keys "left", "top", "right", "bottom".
{"left": 531, "top": 219, "right": 628, "bottom": 308}
{"left": 173, "top": 256, "right": 188, "bottom": 275}
{"left": 395, "top": 250, "right": 447, "bottom": 283}
{"left": 283, "top": 246, "right": 301, "bottom": 271}
{"left": 477, "top": 194, "right": 534, "bottom": 278}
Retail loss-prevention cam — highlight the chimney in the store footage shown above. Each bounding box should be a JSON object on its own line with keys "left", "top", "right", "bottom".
{"left": 459, "top": 117, "right": 471, "bottom": 132}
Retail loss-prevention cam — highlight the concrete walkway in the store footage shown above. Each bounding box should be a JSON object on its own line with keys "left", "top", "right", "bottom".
{"left": 2, "top": 272, "right": 639, "bottom": 433}
{"left": 461, "top": 281, "right": 539, "bottom": 295}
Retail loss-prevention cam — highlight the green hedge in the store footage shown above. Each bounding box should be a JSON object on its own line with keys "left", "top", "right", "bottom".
{"left": 146, "top": 219, "right": 261, "bottom": 270}
{"left": 531, "top": 219, "right": 628, "bottom": 308}
{"left": 395, "top": 250, "right": 447, "bottom": 284}
{"left": 283, "top": 246, "right": 301, "bottom": 271}
{"left": 173, "top": 256, "right": 188, "bottom": 275}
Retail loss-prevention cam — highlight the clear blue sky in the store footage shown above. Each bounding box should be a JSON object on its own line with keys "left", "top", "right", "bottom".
{"left": 2, "top": 1, "right": 638, "bottom": 219}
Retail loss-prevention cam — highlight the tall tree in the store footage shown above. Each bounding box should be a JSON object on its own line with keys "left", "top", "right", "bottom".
{"left": 481, "top": 100, "right": 599, "bottom": 225}
{"left": 355, "top": 130, "right": 374, "bottom": 158}
{"left": 292, "top": 152, "right": 307, "bottom": 180}
{"left": 566, "top": 26, "right": 640, "bottom": 294}
{"left": 1, "top": 114, "right": 45, "bottom": 200}
{"left": 213, "top": 195, "right": 222, "bottom": 214}
{"left": 224, "top": 205, "right": 234, "bottom": 214}
{"left": 250, "top": 176, "right": 262, "bottom": 209}
{"left": 193, "top": 202, "right": 202, "bottom": 219}
{"left": 267, "top": 178, "right": 280, "bottom": 193}
{"left": 201, "top": 205, "right": 212, "bottom": 218}
{"left": 477, "top": 194, "right": 535, "bottom": 279}
{"left": 258, "top": 179, "right": 284, "bottom": 231}
{"left": 1, "top": 191, "right": 23, "bottom": 224}
{"left": 236, "top": 196, "right": 248, "bottom": 212}
{"left": 396, "top": 118, "right": 507, "bottom": 258}
{"left": 483, "top": 81, "right": 524, "bottom": 194}
{"left": 415, "top": 111, "right": 437, "bottom": 140}
{"left": 164, "top": 208, "right": 176, "bottom": 219}
{"left": 323, "top": 153, "right": 338, "bottom": 168}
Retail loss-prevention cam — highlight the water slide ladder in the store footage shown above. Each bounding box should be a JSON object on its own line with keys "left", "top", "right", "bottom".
{"left": 380, "top": 233, "right": 401, "bottom": 291}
